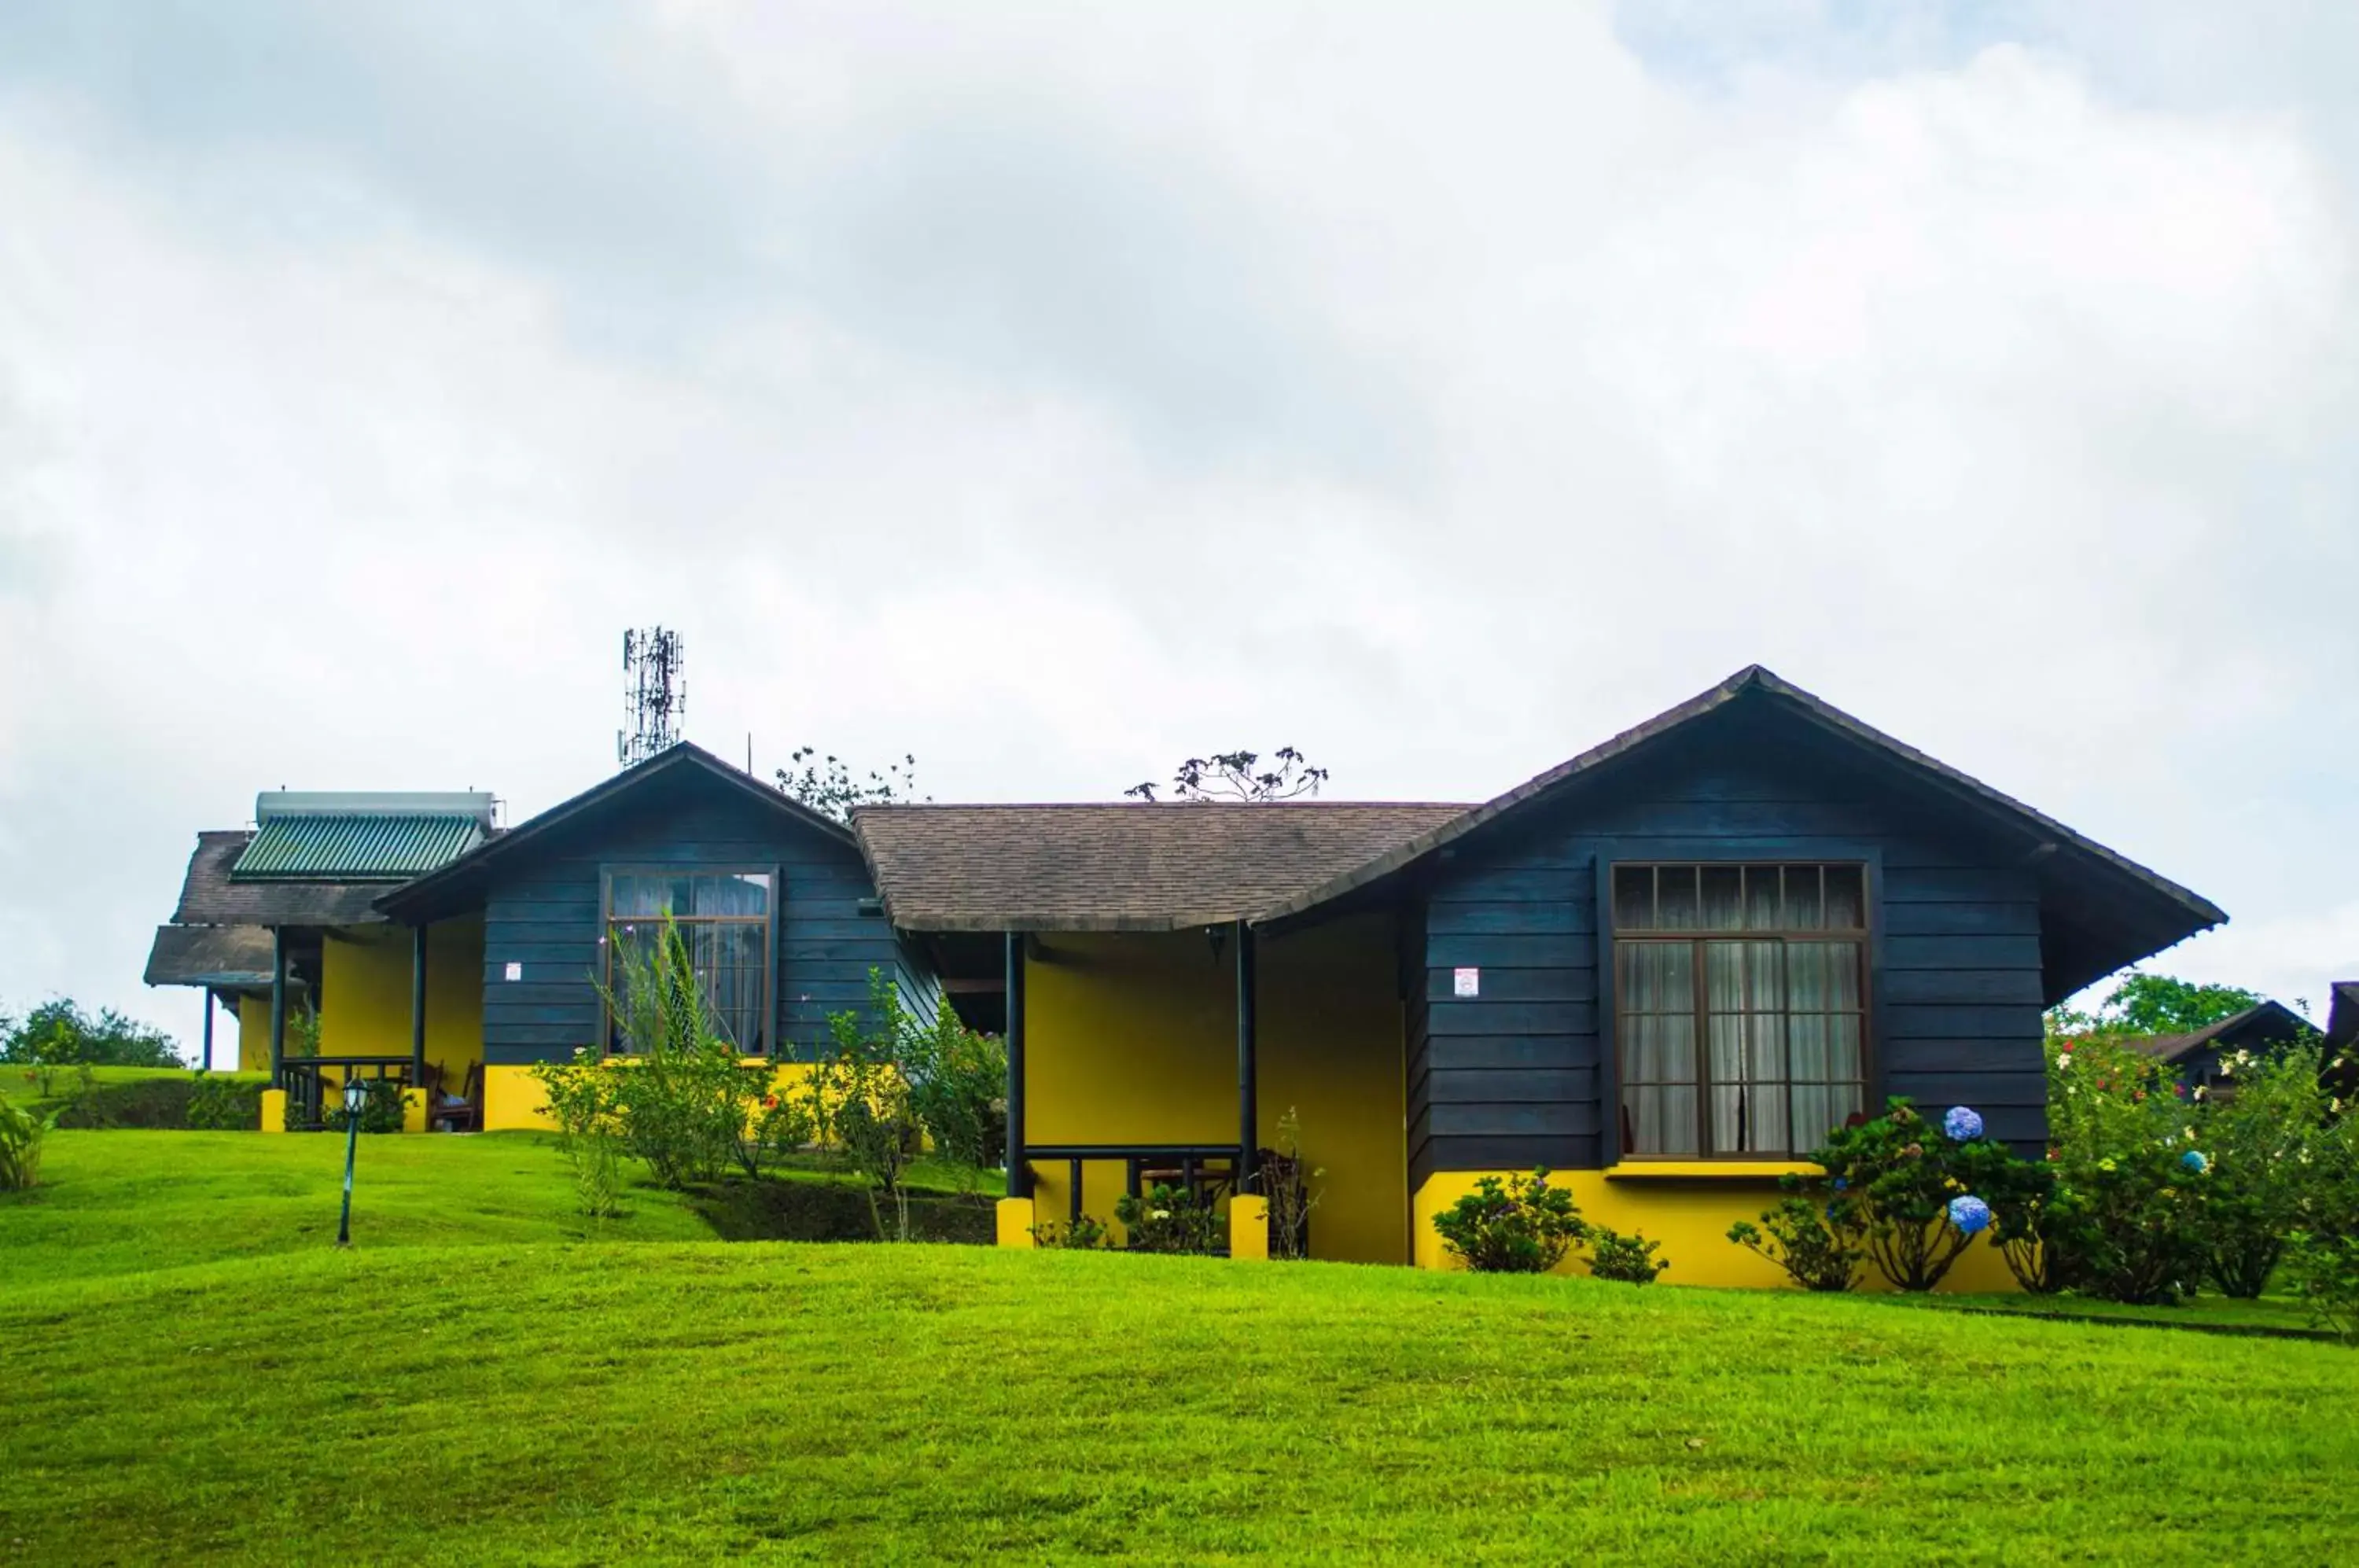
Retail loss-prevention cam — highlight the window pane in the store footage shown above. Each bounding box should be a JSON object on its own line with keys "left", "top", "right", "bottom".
{"left": 693, "top": 873, "right": 771, "bottom": 918}
{"left": 1783, "top": 866, "right": 1824, "bottom": 929}
{"left": 1700, "top": 866, "right": 1743, "bottom": 929}
{"left": 1613, "top": 866, "right": 1654, "bottom": 931}
{"left": 1624, "top": 1085, "right": 1698, "bottom": 1155}
{"left": 1827, "top": 1013, "right": 1864, "bottom": 1080}
{"left": 1621, "top": 1008, "right": 1697, "bottom": 1083}
{"left": 1617, "top": 941, "right": 1693, "bottom": 1011}
{"left": 1824, "top": 865, "right": 1864, "bottom": 929}
{"left": 609, "top": 874, "right": 679, "bottom": 918}
{"left": 1657, "top": 867, "right": 1699, "bottom": 930}
{"left": 1743, "top": 867, "right": 1780, "bottom": 930}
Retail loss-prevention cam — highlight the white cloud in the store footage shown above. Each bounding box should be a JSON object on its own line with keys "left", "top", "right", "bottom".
{"left": 0, "top": 2, "right": 2353, "bottom": 1053}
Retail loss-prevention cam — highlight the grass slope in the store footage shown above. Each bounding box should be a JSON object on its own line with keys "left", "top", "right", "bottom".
{"left": 6, "top": 1135, "right": 2357, "bottom": 1564}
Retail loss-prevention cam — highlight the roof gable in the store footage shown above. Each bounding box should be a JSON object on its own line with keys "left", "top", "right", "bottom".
{"left": 2122, "top": 1000, "right": 2314, "bottom": 1065}
{"left": 376, "top": 743, "right": 852, "bottom": 921}
{"left": 1258, "top": 667, "right": 2224, "bottom": 997}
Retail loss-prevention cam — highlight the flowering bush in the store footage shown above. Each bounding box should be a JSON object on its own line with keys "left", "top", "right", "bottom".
{"left": 1728, "top": 1191, "right": 1867, "bottom": 1291}
{"left": 1430, "top": 1169, "right": 1584, "bottom": 1273}
{"left": 1809, "top": 1099, "right": 2039, "bottom": 1291}
{"left": 2041, "top": 1032, "right": 2212, "bottom": 1304}
{"left": 2186, "top": 1040, "right": 2334, "bottom": 1298}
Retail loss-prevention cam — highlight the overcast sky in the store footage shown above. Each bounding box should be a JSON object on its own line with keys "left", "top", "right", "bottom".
{"left": 2, "top": 1, "right": 2353, "bottom": 1058}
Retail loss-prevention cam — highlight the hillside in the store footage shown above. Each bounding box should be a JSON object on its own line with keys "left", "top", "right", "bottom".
{"left": 4, "top": 1133, "right": 2356, "bottom": 1563}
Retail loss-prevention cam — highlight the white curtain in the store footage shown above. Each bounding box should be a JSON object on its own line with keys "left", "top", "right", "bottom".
{"left": 1617, "top": 943, "right": 1695, "bottom": 1154}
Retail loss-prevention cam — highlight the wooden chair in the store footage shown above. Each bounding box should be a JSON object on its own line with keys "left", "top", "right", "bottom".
{"left": 426, "top": 1062, "right": 484, "bottom": 1133}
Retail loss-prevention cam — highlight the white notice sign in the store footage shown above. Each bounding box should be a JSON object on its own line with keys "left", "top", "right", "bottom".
{"left": 1453, "top": 966, "right": 1480, "bottom": 997}
{"left": 504, "top": 961, "right": 523, "bottom": 981}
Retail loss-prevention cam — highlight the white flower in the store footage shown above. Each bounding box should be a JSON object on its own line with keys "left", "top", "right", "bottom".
{"left": 1151, "top": 1209, "right": 1171, "bottom": 1221}
{"left": 2057, "top": 1052, "right": 2074, "bottom": 1070}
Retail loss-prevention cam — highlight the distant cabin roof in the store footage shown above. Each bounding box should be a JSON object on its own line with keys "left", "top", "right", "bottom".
{"left": 2324, "top": 981, "right": 2357, "bottom": 1049}
{"left": 854, "top": 801, "right": 1470, "bottom": 933}
{"left": 2119, "top": 1000, "right": 2313, "bottom": 1066}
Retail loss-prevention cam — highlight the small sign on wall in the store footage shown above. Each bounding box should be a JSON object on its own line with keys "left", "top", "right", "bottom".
{"left": 504, "top": 961, "right": 523, "bottom": 981}
{"left": 1453, "top": 966, "right": 1480, "bottom": 998}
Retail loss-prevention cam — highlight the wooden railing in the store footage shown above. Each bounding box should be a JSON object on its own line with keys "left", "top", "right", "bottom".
{"left": 279, "top": 1056, "right": 415, "bottom": 1132}
{"left": 1018, "top": 1142, "right": 1245, "bottom": 1248}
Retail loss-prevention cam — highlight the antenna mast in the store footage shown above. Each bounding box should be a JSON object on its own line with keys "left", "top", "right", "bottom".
{"left": 618, "top": 627, "right": 686, "bottom": 767}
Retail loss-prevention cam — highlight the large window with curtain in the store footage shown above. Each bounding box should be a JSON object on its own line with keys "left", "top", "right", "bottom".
{"left": 1613, "top": 863, "right": 1868, "bottom": 1158}
{"left": 603, "top": 869, "right": 775, "bottom": 1056}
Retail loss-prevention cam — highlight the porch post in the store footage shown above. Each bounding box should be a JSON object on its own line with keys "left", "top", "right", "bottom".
{"left": 269, "top": 927, "right": 288, "bottom": 1087}
{"left": 199, "top": 990, "right": 214, "bottom": 1074}
{"left": 1005, "top": 929, "right": 1032, "bottom": 1198}
{"left": 410, "top": 922, "right": 429, "bottom": 1086}
{"left": 1235, "top": 918, "right": 1258, "bottom": 1188}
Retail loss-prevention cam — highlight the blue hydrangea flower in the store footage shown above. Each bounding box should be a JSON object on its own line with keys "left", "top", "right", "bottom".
{"left": 2181, "top": 1150, "right": 2210, "bottom": 1174}
{"left": 1943, "top": 1106, "right": 1985, "bottom": 1143}
{"left": 1947, "top": 1194, "right": 1993, "bottom": 1235}
{"left": 1831, "top": 1177, "right": 1848, "bottom": 1193}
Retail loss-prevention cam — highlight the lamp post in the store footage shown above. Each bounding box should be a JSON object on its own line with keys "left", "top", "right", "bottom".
{"left": 337, "top": 1075, "right": 366, "bottom": 1247}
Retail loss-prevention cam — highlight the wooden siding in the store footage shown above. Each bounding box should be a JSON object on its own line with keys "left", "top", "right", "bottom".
{"left": 479, "top": 782, "right": 909, "bottom": 1066}
{"left": 1410, "top": 741, "right": 2048, "bottom": 1187}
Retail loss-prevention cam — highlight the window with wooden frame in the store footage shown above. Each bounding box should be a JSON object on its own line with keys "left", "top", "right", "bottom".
{"left": 603, "top": 869, "right": 775, "bottom": 1056}
{"left": 1612, "top": 863, "right": 1868, "bottom": 1158}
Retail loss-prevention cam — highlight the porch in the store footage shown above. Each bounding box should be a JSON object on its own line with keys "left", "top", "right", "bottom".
{"left": 986, "top": 911, "right": 1408, "bottom": 1261}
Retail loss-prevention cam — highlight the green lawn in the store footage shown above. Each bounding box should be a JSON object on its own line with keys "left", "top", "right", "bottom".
{"left": 1876, "top": 1286, "right": 2328, "bottom": 1338}
{"left": 6, "top": 1135, "right": 2358, "bottom": 1564}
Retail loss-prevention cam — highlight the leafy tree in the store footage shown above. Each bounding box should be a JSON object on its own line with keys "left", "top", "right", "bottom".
{"left": 2046, "top": 972, "right": 2266, "bottom": 1038}
{"left": 775, "top": 748, "right": 924, "bottom": 823}
{"left": 1124, "top": 747, "right": 1330, "bottom": 803}
{"left": 1, "top": 999, "right": 182, "bottom": 1070}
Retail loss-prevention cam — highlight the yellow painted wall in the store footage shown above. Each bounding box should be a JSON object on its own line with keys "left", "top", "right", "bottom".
{"left": 236, "top": 993, "right": 271, "bottom": 1073}
{"left": 483, "top": 1059, "right": 822, "bottom": 1133}
{"left": 1021, "top": 915, "right": 1409, "bottom": 1264}
{"left": 1410, "top": 1169, "right": 2020, "bottom": 1291}
{"left": 317, "top": 920, "right": 485, "bottom": 1085}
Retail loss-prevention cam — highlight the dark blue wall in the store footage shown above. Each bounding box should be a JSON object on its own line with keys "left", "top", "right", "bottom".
{"left": 1407, "top": 723, "right": 2047, "bottom": 1188}
{"left": 477, "top": 772, "right": 925, "bottom": 1066}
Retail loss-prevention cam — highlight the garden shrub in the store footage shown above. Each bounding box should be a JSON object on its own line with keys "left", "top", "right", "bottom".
{"left": 1028, "top": 1215, "right": 1112, "bottom": 1250}
{"left": 2042, "top": 1034, "right": 2210, "bottom": 1304}
{"left": 811, "top": 985, "right": 924, "bottom": 1242}
{"left": 2283, "top": 1067, "right": 2359, "bottom": 1345}
{"left": 1114, "top": 1182, "right": 1223, "bottom": 1254}
{"left": 598, "top": 916, "right": 772, "bottom": 1188}
{"left": 0, "top": 1089, "right": 57, "bottom": 1191}
{"left": 1581, "top": 1223, "right": 1669, "bottom": 1283}
{"left": 186, "top": 1077, "right": 264, "bottom": 1131}
{"left": 2188, "top": 1040, "right": 2333, "bottom": 1298}
{"left": 1431, "top": 1169, "right": 1583, "bottom": 1273}
{"left": 532, "top": 1049, "right": 628, "bottom": 1220}
{"left": 894, "top": 988, "right": 1007, "bottom": 1177}
{"left": 1810, "top": 1099, "right": 2035, "bottom": 1292}
{"left": 1728, "top": 1192, "right": 1866, "bottom": 1291}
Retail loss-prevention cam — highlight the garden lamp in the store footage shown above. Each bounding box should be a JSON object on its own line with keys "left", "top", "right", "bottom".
{"left": 337, "top": 1075, "right": 366, "bottom": 1247}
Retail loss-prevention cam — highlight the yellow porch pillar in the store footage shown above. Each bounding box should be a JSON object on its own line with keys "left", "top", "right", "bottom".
{"left": 259, "top": 1089, "right": 287, "bottom": 1133}
{"left": 996, "top": 1197, "right": 1038, "bottom": 1248}
{"left": 1229, "top": 1195, "right": 1269, "bottom": 1261}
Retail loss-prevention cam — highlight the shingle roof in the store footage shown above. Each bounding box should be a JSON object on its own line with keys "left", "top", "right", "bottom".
{"left": 2119, "top": 1000, "right": 2313, "bottom": 1065}
{"left": 233, "top": 812, "right": 485, "bottom": 881}
{"left": 854, "top": 801, "right": 1470, "bottom": 932}
{"left": 171, "top": 830, "right": 392, "bottom": 928}
{"left": 142, "top": 923, "right": 277, "bottom": 989}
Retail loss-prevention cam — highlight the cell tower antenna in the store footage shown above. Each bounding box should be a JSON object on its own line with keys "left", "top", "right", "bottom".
{"left": 618, "top": 626, "right": 686, "bottom": 767}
